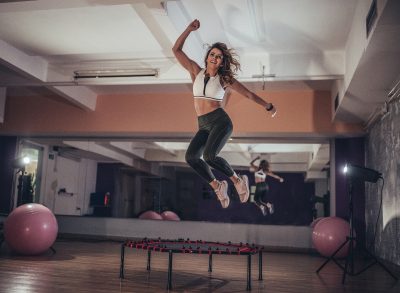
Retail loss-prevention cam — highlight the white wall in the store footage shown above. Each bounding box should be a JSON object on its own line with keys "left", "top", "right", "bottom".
{"left": 57, "top": 216, "right": 313, "bottom": 249}
{"left": 1, "top": 212, "right": 313, "bottom": 249}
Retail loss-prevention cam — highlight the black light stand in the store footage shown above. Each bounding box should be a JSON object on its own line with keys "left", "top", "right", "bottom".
{"left": 15, "top": 166, "right": 33, "bottom": 206}
{"left": 316, "top": 164, "right": 398, "bottom": 284}
{"left": 16, "top": 166, "right": 25, "bottom": 207}
{"left": 13, "top": 157, "right": 34, "bottom": 207}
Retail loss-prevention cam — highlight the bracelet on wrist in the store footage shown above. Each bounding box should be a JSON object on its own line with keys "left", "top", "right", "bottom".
{"left": 265, "top": 104, "right": 274, "bottom": 111}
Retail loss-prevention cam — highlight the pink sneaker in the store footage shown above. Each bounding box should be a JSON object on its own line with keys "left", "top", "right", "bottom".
{"left": 266, "top": 202, "right": 274, "bottom": 214}
{"left": 259, "top": 205, "right": 267, "bottom": 216}
{"left": 214, "top": 180, "right": 230, "bottom": 208}
{"left": 234, "top": 175, "right": 249, "bottom": 203}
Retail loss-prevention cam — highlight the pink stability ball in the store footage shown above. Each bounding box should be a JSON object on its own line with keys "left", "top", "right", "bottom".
{"left": 312, "top": 216, "right": 353, "bottom": 258}
{"left": 160, "top": 211, "right": 180, "bottom": 221}
{"left": 139, "top": 210, "right": 163, "bottom": 220}
{"left": 310, "top": 217, "right": 325, "bottom": 228}
{"left": 4, "top": 203, "right": 58, "bottom": 255}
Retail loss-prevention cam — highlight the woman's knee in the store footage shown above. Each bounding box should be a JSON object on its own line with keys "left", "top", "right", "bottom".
{"left": 185, "top": 152, "right": 199, "bottom": 166}
{"left": 203, "top": 152, "right": 216, "bottom": 165}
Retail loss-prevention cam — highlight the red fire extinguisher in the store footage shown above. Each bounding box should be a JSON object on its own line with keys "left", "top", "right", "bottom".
{"left": 104, "top": 192, "right": 110, "bottom": 207}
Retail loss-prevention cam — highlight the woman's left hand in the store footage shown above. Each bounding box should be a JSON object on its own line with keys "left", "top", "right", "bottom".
{"left": 187, "top": 19, "right": 200, "bottom": 31}
{"left": 266, "top": 103, "right": 277, "bottom": 117}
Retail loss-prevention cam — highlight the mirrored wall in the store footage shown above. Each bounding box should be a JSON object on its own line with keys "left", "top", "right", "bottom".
{"left": 16, "top": 137, "right": 331, "bottom": 226}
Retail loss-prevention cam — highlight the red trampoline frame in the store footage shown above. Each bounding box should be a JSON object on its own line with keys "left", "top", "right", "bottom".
{"left": 119, "top": 238, "right": 264, "bottom": 291}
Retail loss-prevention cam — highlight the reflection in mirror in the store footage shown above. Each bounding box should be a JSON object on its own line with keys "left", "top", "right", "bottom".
{"left": 13, "top": 143, "right": 43, "bottom": 207}
{"left": 24, "top": 138, "right": 330, "bottom": 226}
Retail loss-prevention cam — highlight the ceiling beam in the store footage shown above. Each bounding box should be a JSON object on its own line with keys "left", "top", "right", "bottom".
{"left": 164, "top": 0, "right": 204, "bottom": 64}
{"left": 308, "top": 144, "right": 330, "bottom": 172}
{"left": 247, "top": 0, "right": 266, "bottom": 42}
{"left": 110, "top": 141, "right": 147, "bottom": 159}
{"left": 64, "top": 140, "right": 162, "bottom": 175}
{"left": 0, "top": 39, "right": 48, "bottom": 81}
{"left": 305, "top": 171, "right": 328, "bottom": 181}
{"left": 0, "top": 40, "right": 97, "bottom": 111}
{"left": 133, "top": 3, "right": 173, "bottom": 58}
{"left": 180, "top": 0, "right": 230, "bottom": 46}
{"left": 63, "top": 140, "right": 134, "bottom": 166}
{"left": 49, "top": 86, "right": 97, "bottom": 111}
{"left": 152, "top": 142, "right": 177, "bottom": 156}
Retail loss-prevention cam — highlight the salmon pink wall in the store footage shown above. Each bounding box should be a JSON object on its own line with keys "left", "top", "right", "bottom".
{"left": 0, "top": 90, "right": 363, "bottom": 137}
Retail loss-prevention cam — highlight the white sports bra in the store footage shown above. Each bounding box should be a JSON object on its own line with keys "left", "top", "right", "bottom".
{"left": 193, "top": 69, "right": 226, "bottom": 101}
{"left": 255, "top": 170, "right": 267, "bottom": 181}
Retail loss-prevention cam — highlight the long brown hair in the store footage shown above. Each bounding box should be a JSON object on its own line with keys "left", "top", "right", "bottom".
{"left": 204, "top": 42, "right": 241, "bottom": 85}
{"left": 259, "top": 160, "right": 270, "bottom": 172}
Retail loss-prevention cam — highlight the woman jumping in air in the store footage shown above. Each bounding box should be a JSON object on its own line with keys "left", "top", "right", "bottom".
{"left": 172, "top": 19, "right": 276, "bottom": 208}
{"left": 250, "top": 156, "right": 284, "bottom": 215}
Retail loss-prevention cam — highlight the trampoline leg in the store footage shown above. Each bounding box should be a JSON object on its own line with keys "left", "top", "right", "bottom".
{"left": 208, "top": 253, "right": 213, "bottom": 272}
{"left": 167, "top": 250, "right": 173, "bottom": 290}
{"left": 120, "top": 243, "right": 125, "bottom": 279}
{"left": 258, "top": 251, "right": 263, "bottom": 280}
{"left": 247, "top": 254, "right": 252, "bottom": 291}
{"left": 147, "top": 250, "right": 151, "bottom": 271}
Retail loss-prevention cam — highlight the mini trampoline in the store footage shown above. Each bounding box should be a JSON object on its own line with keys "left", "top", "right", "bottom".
{"left": 120, "top": 238, "right": 263, "bottom": 291}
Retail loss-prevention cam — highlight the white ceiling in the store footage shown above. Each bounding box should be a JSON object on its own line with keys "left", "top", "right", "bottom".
{"left": 0, "top": 0, "right": 359, "bottom": 89}
{"left": 2, "top": 0, "right": 400, "bottom": 179}
{"left": 0, "top": 0, "right": 398, "bottom": 112}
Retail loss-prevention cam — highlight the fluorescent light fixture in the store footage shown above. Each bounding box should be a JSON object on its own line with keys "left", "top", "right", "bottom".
{"left": 73, "top": 68, "right": 159, "bottom": 85}
{"left": 74, "top": 68, "right": 159, "bottom": 79}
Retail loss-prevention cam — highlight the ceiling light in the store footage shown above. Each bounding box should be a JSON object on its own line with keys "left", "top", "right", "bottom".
{"left": 74, "top": 68, "right": 159, "bottom": 79}
{"left": 74, "top": 68, "right": 158, "bottom": 79}
{"left": 73, "top": 68, "right": 160, "bottom": 85}
{"left": 343, "top": 163, "right": 382, "bottom": 183}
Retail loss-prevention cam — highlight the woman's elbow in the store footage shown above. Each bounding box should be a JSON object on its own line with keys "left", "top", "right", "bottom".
{"left": 172, "top": 45, "right": 180, "bottom": 55}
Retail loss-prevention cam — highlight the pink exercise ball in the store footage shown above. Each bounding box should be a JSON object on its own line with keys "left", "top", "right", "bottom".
{"left": 312, "top": 217, "right": 353, "bottom": 258}
{"left": 139, "top": 210, "right": 163, "bottom": 220}
{"left": 4, "top": 203, "right": 58, "bottom": 255}
{"left": 310, "top": 217, "right": 325, "bottom": 228}
{"left": 161, "top": 211, "right": 180, "bottom": 221}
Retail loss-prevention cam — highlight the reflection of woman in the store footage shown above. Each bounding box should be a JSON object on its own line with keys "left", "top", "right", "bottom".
{"left": 172, "top": 19, "right": 276, "bottom": 209}
{"left": 250, "top": 156, "right": 284, "bottom": 216}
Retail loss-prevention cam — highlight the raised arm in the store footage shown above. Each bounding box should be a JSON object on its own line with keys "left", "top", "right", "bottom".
{"left": 267, "top": 171, "right": 284, "bottom": 182}
{"left": 228, "top": 79, "right": 277, "bottom": 117}
{"left": 172, "top": 19, "right": 201, "bottom": 81}
{"left": 250, "top": 156, "right": 260, "bottom": 170}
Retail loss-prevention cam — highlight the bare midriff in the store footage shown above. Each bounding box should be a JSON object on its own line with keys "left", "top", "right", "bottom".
{"left": 194, "top": 98, "right": 223, "bottom": 116}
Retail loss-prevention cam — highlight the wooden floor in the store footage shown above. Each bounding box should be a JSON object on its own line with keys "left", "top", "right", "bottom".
{"left": 0, "top": 239, "right": 399, "bottom": 293}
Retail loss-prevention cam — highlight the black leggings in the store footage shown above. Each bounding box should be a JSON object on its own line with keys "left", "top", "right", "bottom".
{"left": 254, "top": 182, "right": 270, "bottom": 203}
{"left": 185, "top": 108, "right": 234, "bottom": 183}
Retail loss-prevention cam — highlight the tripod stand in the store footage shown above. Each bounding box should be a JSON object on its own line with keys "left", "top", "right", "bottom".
{"left": 316, "top": 179, "right": 398, "bottom": 284}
